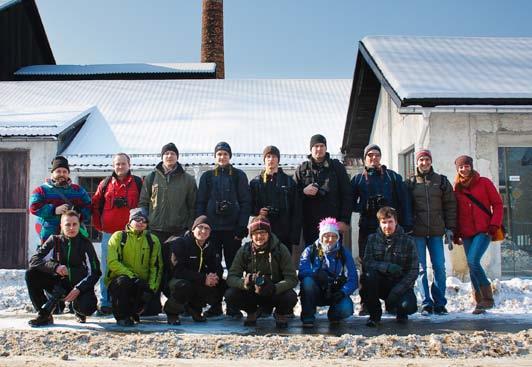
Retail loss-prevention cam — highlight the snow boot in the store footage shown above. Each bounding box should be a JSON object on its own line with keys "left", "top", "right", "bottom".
{"left": 28, "top": 312, "right": 53, "bottom": 327}
{"left": 244, "top": 312, "right": 258, "bottom": 327}
{"left": 479, "top": 284, "right": 495, "bottom": 309}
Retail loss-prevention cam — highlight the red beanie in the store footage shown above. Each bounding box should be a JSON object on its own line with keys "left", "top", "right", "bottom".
{"left": 415, "top": 149, "right": 432, "bottom": 162}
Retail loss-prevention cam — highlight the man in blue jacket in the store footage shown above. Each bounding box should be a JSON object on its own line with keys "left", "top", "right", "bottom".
{"left": 299, "top": 217, "right": 358, "bottom": 328}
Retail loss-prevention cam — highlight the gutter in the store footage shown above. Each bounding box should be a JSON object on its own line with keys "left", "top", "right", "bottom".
{"left": 398, "top": 106, "right": 532, "bottom": 114}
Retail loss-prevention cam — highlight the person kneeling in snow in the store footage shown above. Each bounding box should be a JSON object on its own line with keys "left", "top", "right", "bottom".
{"left": 26, "top": 210, "right": 101, "bottom": 327}
{"left": 225, "top": 216, "right": 298, "bottom": 328}
{"left": 163, "top": 215, "right": 225, "bottom": 325}
{"left": 298, "top": 217, "right": 358, "bottom": 328}
{"left": 363, "top": 206, "right": 418, "bottom": 327}
{"left": 105, "top": 208, "right": 163, "bottom": 327}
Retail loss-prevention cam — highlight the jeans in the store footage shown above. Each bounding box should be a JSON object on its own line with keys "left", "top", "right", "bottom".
{"left": 300, "top": 277, "right": 353, "bottom": 323}
{"left": 415, "top": 236, "right": 447, "bottom": 308}
{"left": 99, "top": 232, "right": 112, "bottom": 308}
{"left": 463, "top": 233, "right": 491, "bottom": 291}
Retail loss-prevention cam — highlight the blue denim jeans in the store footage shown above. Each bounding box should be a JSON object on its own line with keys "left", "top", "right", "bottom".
{"left": 299, "top": 276, "right": 353, "bottom": 323}
{"left": 99, "top": 232, "right": 112, "bottom": 308}
{"left": 463, "top": 233, "right": 491, "bottom": 291}
{"left": 415, "top": 236, "right": 447, "bottom": 308}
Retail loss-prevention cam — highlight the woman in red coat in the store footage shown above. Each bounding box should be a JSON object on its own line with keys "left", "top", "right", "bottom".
{"left": 453, "top": 155, "right": 503, "bottom": 314}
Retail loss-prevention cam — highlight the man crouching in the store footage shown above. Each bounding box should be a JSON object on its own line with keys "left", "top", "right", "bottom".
{"left": 363, "top": 206, "right": 418, "bottom": 326}
{"left": 105, "top": 208, "right": 163, "bottom": 326}
{"left": 225, "top": 216, "right": 298, "bottom": 328}
{"left": 163, "top": 215, "right": 225, "bottom": 325}
{"left": 26, "top": 210, "right": 101, "bottom": 327}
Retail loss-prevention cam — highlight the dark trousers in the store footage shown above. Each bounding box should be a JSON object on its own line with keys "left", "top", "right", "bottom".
{"left": 210, "top": 230, "right": 241, "bottom": 271}
{"left": 225, "top": 287, "right": 298, "bottom": 315}
{"left": 25, "top": 269, "right": 97, "bottom": 316}
{"left": 164, "top": 278, "right": 225, "bottom": 315}
{"left": 302, "top": 220, "right": 319, "bottom": 245}
{"left": 108, "top": 275, "right": 149, "bottom": 321}
{"left": 364, "top": 269, "right": 417, "bottom": 321}
{"left": 358, "top": 226, "right": 376, "bottom": 307}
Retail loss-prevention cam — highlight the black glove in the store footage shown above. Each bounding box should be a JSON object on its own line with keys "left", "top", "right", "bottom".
{"left": 256, "top": 277, "right": 275, "bottom": 297}
{"left": 330, "top": 290, "right": 345, "bottom": 305}
{"left": 234, "top": 226, "right": 248, "bottom": 240}
{"left": 386, "top": 291, "right": 400, "bottom": 308}
{"left": 313, "top": 270, "right": 329, "bottom": 289}
{"left": 387, "top": 263, "right": 402, "bottom": 276}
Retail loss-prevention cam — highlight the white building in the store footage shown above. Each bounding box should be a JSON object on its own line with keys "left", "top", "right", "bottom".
{"left": 342, "top": 36, "right": 532, "bottom": 278}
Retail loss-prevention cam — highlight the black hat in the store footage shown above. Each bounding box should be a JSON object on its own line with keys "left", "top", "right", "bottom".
{"left": 364, "top": 144, "right": 381, "bottom": 158}
{"left": 51, "top": 156, "right": 70, "bottom": 173}
{"left": 263, "top": 145, "right": 280, "bottom": 162}
{"left": 309, "top": 134, "right": 327, "bottom": 150}
{"left": 214, "top": 141, "right": 232, "bottom": 158}
{"left": 191, "top": 215, "right": 211, "bottom": 231}
{"left": 161, "top": 143, "right": 179, "bottom": 158}
{"left": 129, "top": 208, "right": 149, "bottom": 223}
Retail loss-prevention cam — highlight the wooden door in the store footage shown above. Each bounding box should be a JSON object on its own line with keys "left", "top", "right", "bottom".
{"left": 0, "top": 150, "right": 29, "bottom": 268}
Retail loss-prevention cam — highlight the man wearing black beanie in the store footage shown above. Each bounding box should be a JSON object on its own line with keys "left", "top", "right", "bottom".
{"left": 294, "top": 135, "right": 352, "bottom": 244}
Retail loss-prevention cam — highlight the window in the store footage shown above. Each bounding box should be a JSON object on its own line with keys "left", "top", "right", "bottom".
{"left": 78, "top": 176, "right": 106, "bottom": 242}
{"left": 401, "top": 148, "right": 416, "bottom": 178}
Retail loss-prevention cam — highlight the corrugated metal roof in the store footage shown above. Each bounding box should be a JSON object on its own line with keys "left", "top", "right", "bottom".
{"left": 15, "top": 63, "right": 217, "bottom": 76}
{"left": 361, "top": 36, "right": 532, "bottom": 101}
{"left": 0, "top": 79, "right": 351, "bottom": 166}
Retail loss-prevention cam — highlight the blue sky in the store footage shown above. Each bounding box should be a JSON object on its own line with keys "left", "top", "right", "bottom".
{"left": 36, "top": 0, "right": 532, "bottom": 79}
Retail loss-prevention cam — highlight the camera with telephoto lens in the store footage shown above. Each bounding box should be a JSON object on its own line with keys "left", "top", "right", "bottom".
{"left": 41, "top": 284, "right": 66, "bottom": 315}
{"left": 325, "top": 274, "right": 347, "bottom": 300}
{"left": 312, "top": 182, "right": 328, "bottom": 196}
{"left": 113, "top": 197, "right": 128, "bottom": 208}
{"left": 265, "top": 206, "right": 280, "bottom": 218}
{"left": 366, "top": 194, "right": 388, "bottom": 215}
{"left": 215, "top": 200, "right": 233, "bottom": 216}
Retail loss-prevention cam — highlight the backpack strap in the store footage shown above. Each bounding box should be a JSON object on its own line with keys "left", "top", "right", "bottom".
{"left": 98, "top": 176, "right": 113, "bottom": 213}
{"left": 145, "top": 171, "right": 157, "bottom": 198}
{"left": 440, "top": 174, "right": 448, "bottom": 192}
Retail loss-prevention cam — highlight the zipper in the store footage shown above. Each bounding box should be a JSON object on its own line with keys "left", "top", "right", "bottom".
{"left": 67, "top": 239, "right": 72, "bottom": 283}
{"left": 424, "top": 175, "right": 430, "bottom": 237}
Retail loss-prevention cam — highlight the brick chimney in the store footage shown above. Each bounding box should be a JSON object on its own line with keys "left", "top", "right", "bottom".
{"left": 201, "top": 0, "right": 224, "bottom": 79}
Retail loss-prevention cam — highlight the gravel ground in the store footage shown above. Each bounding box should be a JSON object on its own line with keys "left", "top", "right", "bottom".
{"left": 0, "top": 329, "right": 529, "bottom": 361}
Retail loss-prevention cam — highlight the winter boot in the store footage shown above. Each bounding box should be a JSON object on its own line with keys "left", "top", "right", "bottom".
{"left": 472, "top": 289, "right": 482, "bottom": 304}
{"left": 274, "top": 313, "right": 288, "bottom": 329}
{"left": 167, "top": 314, "right": 181, "bottom": 325}
{"left": 186, "top": 305, "right": 206, "bottom": 322}
{"left": 479, "top": 284, "right": 495, "bottom": 309}
{"left": 28, "top": 312, "right": 54, "bottom": 327}
{"left": 244, "top": 311, "right": 258, "bottom": 327}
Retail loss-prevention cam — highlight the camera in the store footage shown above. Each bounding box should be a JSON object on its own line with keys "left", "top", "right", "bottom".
{"left": 215, "top": 200, "right": 233, "bottom": 216}
{"left": 113, "top": 197, "right": 128, "bottom": 208}
{"left": 312, "top": 183, "right": 328, "bottom": 196}
{"left": 254, "top": 274, "right": 266, "bottom": 287}
{"left": 265, "top": 206, "right": 280, "bottom": 218}
{"left": 366, "top": 194, "right": 387, "bottom": 214}
{"left": 325, "top": 274, "right": 347, "bottom": 300}
{"left": 41, "top": 284, "right": 66, "bottom": 315}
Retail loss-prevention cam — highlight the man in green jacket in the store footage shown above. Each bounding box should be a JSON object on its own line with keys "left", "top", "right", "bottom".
{"left": 105, "top": 208, "right": 163, "bottom": 326}
{"left": 225, "top": 216, "right": 298, "bottom": 328}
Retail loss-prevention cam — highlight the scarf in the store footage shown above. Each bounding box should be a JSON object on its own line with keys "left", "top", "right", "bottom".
{"left": 454, "top": 170, "right": 480, "bottom": 191}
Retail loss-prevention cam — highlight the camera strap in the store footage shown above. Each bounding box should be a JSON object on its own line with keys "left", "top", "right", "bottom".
{"left": 50, "top": 185, "right": 74, "bottom": 209}
{"left": 99, "top": 174, "right": 143, "bottom": 212}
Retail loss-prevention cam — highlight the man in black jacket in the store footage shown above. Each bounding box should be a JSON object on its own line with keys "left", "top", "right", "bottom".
{"left": 26, "top": 210, "right": 101, "bottom": 327}
{"left": 163, "top": 216, "right": 225, "bottom": 325}
{"left": 294, "top": 135, "right": 352, "bottom": 244}
{"left": 250, "top": 145, "right": 301, "bottom": 253}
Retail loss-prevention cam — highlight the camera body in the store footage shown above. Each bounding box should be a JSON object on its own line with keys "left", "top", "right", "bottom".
{"left": 215, "top": 200, "right": 233, "bottom": 216}
{"left": 113, "top": 197, "right": 128, "bottom": 208}
{"left": 366, "top": 194, "right": 387, "bottom": 215}
{"left": 265, "top": 206, "right": 280, "bottom": 218}
{"left": 311, "top": 182, "right": 328, "bottom": 196}
{"left": 325, "top": 274, "right": 347, "bottom": 300}
{"left": 254, "top": 274, "right": 266, "bottom": 287}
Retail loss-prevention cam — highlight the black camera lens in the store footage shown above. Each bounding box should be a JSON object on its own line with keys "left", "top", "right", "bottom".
{"left": 255, "top": 275, "right": 265, "bottom": 287}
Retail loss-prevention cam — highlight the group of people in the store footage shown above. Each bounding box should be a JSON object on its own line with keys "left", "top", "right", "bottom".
{"left": 26, "top": 134, "right": 504, "bottom": 328}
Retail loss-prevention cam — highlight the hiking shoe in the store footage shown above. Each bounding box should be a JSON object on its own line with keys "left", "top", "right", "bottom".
{"left": 421, "top": 305, "right": 433, "bottom": 316}
{"left": 75, "top": 313, "right": 86, "bottom": 323}
{"left": 226, "top": 309, "right": 243, "bottom": 320}
{"left": 243, "top": 312, "right": 258, "bottom": 327}
{"left": 187, "top": 306, "right": 207, "bottom": 322}
{"left": 116, "top": 318, "right": 135, "bottom": 327}
{"left": 204, "top": 304, "right": 223, "bottom": 318}
{"left": 366, "top": 318, "right": 379, "bottom": 327}
{"left": 28, "top": 313, "right": 53, "bottom": 327}
{"left": 472, "top": 305, "right": 487, "bottom": 315}
{"left": 96, "top": 306, "right": 112, "bottom": 316}
{"left": 274, "top": 313, "right": 288, "bottom": 329}
{"left": 434, "top": 306, "right": 448, "bottom": 315}
{"left": 396, "top": 314, "right": 408, "bottom": 324}
{"left": 132, "top": 314, "right": 140, "bottom": 323}
{"left": 167, "top": 314, "right": 181, "bottom": 325}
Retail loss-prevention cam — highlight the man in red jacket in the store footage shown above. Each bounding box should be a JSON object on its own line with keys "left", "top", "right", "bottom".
{"left": 91, "top": 153, "right": 142, "bottom": 314}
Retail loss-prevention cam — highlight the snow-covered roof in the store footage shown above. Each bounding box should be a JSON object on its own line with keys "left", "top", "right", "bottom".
{"left": 15, "top": 63, "right": 217, "bottom": 76}
{"left": 361, "top": 36, "right": 532, "bottom": 104}
{"left": 0, "top": 79, "right": 351, "bottom": 167}
{"left": 0, "top": 0, "right": 18, "bottom": 11}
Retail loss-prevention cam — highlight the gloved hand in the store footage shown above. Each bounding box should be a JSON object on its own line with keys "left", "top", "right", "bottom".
{"left": 313, "top": 269, "right": 329, "bottom": 289}
{"left": 234, "top": 226, "right": 249, "bottom": 240}
{"left": 330, "top": 290, "right": 345, "bottom": 305}
{"left": 386, "top": 291, "right": 400, "bottom": 308}
{"left": 259, "top": 207, "right": 269, "bottom": 217}
{"left": 488, "top": 225, "right": 499, "bottom": 237}
{"left": 255, "top": 277, "right": 275, "bottom": 297}
{"left": 244, "top": 273, "right": 254, "bottom": 290}
{"left": 444, "top": 229, "right": 454, "bottom": 250}
{"left": 387, "top": 263, "right": 402, "bottom": 276}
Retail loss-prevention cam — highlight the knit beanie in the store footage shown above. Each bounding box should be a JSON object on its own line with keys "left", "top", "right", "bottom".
{"left": 129, "top": 207, "right": 148, "bottom": 223}
{"left": 309, "top": 134, "right": 327, "bottom": 150}
{"left": 214, "top": 141, "right": 232, "bottom": 158}
{"left": 263, "top": 145, "right": 280, "bottom": 161}
{"left": 191, "top": 215, "right": 211, "bottom": 231}
{"left": 161, "top": 143, "right": 179, "bottom": 158}
{"left": 454, "top": 155, "right": 473, "bottom": 169}
{"left": 50, "top": 156, "right": 70, "bottom": 173}
{"left": 364, "top": 144, "right": 381, "bottom": 159}
{"left": 248, "top": 215, "right": 271, "bottom": 234}
{"left": 416, "top": 149, "right": 432, "bottom": 162}
{"left": 318, "top": 217, "right": 339, "bottom": 240}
